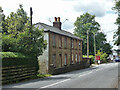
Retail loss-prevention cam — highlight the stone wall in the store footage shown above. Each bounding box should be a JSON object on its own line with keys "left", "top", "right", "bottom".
{"left": 49, "top": 58, "right": 90, "bottom": 75}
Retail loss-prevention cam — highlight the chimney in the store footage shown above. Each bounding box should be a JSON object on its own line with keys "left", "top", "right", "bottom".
{"left": 53, "top": 17, "right": 62, "bottom": 30}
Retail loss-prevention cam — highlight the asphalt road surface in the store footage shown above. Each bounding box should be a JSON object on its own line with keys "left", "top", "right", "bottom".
{"left": 2, "top": 63, "right": 119, "bottom": 89}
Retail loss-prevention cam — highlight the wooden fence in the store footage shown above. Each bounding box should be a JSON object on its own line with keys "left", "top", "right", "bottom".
{"left": 2, "top": 65, "right": 38, "bottom": 85}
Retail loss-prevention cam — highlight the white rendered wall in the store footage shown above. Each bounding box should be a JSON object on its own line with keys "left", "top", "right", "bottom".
{"left": 38, "top": 32, "right": 49, "bottom": 74}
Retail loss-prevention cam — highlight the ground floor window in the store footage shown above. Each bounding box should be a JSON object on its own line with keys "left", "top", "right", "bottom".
{"left": 65, "top": 54, "right": 67, "bottom": 65}
{"left": 52, "top": 54, "right": 56, "bottom": 67}
{"left": 72, "top": 54, "right": 74, "bottom": 64}
{"left": 75, "top": 54, "right": 77, "bottom": 62}
{"left": 79, "top": 54, "right": 80, "bottom": 63}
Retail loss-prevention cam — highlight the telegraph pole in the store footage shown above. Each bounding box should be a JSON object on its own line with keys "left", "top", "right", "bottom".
{"left": 94, "top": 33, "right": 96, "bottom": 64}
{"left": 87, "top": 30, "right": 89, "bottom": 58}
{"left": 30, "top": 7, "right": 33, "bottom": 26}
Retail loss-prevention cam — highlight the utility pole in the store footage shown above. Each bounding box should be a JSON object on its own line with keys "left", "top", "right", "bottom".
{"left": 87, "top": 30, "right": 89, "bottom": 58}
{"left": 30, "top": 7, "right": 33, "bottom": 26}
{"left": 94, "top": 33, "right": 96, "bottom": 64}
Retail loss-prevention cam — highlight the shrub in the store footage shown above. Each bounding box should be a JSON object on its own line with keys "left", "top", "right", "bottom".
{"left": 83, "top": 55, "right": 95, "bottom": 64}
{"left": 1, "top": 52, "right": 38, "bottom": 68}
{"left": 96, "top": 50, "right": 108, "bottom": 63}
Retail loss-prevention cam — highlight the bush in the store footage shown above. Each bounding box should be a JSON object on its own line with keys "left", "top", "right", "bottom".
{"left": 1, "top": 52, "right": 38, "bottom": 68}
{"left": 96, "top": 50, "right": 108, "bottom": 63}
{"left": 83, "top": 55, "right": 95, "bottom": 64}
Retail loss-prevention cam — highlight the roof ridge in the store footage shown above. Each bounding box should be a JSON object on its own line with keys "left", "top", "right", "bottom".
{"left": 35, "top": 22, "right": 82, "bottom": 40}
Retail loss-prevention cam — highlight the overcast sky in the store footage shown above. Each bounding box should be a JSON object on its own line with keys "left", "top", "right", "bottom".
{"left": 0, "top": 0, "right": 118, "bottom": 49}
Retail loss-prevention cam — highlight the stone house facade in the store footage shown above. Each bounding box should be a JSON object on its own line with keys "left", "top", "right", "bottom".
{"left": 35, "top": 17, "right": 83, "bottom": 74}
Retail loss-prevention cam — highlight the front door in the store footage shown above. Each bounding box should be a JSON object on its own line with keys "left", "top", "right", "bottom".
{"left": 59, "top": 54, "right": 62, "bottom": 68}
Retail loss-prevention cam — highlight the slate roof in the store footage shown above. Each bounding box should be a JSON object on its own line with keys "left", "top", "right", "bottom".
{"left": 35, "top": 22, "right": 82, "bottom": 40}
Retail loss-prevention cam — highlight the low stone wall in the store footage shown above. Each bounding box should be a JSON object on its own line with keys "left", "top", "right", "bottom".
{"left": 49, "top": 58, "right": 90, "bottom": 75}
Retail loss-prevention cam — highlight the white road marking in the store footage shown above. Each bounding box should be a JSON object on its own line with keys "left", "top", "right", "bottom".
{"left": 40, "top": 78, "right": 71, "bottom": 88}
{"left": 38, "top": 63, "right": 118, "bottom": 89}
{"left": 78, "top": 71, "right": 93, "bottom": 77}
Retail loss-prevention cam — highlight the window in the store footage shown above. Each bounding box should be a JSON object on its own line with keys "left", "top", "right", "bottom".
{"left": 72, "top": 39, "right": 74, "bottom": 48}
{"left": 76, "top": 40, "right": 77, "bottom": 49}
{"left": 75, "top": 54, "right": 77, "bottom": 62}
{"left": 64, "top": 54, "right": 67, "bottom": 65}
{"left": 52, "top": 34, "right": 56, "bottom": 47}
{"left": 79, "top": 41, "right": 81, "bottom": 49}
{"left": 52, "top": 54, "right": 56, "bottom": 67}
{"left": 59, "top": 36, "right": 62, "bottom": 48}
{"left": 79, "top": 54, "right": 80, "bottom": 63}
{"left": 72, "top": 54, "right": 74, "bottom": 64}
{"left": 64, "top": 37, "right": 67, "bottom": 48}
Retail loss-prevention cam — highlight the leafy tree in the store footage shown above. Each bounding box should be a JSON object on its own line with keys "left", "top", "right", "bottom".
{"left": 2, "top": 5, "right": 47, "bottom": 57}
{"left": 0, "top": 6, "right": 4, "bottom": 52}
{"left": 95, "top": 32, "right": 112, "bottom": 55}
{"left": 113, "top": 0, "right": 120, "bottom": 46}
{"left": 74, "top": 13, "right": 100, "bottom": 55}
{"left": 74, "top": 13, "right": 112, "bottom": 56}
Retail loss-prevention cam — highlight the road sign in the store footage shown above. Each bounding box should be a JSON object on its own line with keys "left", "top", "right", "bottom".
{"left": 96, "top": 56, "right": 100, "bottom": 60}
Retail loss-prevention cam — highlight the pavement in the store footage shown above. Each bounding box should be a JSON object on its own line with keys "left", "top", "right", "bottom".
{"left": 2, "top": 62, "right": 119, "bottom": 89}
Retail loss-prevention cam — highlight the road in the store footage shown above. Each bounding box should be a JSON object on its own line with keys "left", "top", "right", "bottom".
{"left": 2, "top": 63, "right": 118, "bottom": 89}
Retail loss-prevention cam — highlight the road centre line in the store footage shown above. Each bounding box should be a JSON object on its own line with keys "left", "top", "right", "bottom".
{"left": 78, "top": 70, "right": 93, "bottom": 77}
{"left": 40, "top": 78, "right": 71, "bottom": 89}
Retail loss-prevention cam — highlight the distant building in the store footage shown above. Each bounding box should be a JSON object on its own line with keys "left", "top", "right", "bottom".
{"left": 35, "top": 17, "right": 83, "bottom": 74}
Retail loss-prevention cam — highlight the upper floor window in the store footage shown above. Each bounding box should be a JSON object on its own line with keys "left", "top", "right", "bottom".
{"left": 64, "top": 37, "right": 67, "bottom": 48}
{"left": 59, "top": 36, "right": 62, "bottom": 48}
{"left": 52, "top": 54, "right": 56, "bottom": 67}
{"left": 76, "top": 40, "right": 77, "bottom": 49}
{"left": 72, "top": 39, "right": 74, "bottom": 48}
{"left": 52, "top": 34, "right": 56, "bottom": 47}
{"left": 79, "top": 41, "right": 81, "bottom": 49}
{"left": 64, "top": 54, "right": 67, "bottom": 65}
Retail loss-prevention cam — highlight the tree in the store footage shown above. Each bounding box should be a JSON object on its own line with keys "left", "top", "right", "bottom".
{"left": 96, "top": 50, "right": 108, "bottom": 63}
{"left": 0, "top": 6, "right": 5, "bottom": 52}
{"left": 113, "top": 0, "right": 120, "bottom": 46}
{"left": 2, "top": 5, "right": 47, "bottom": 57}
{"left": 74, "top": 13, "right": 112, "bottom": 56}
{"left": 74, "top": 13, "right": 100, "bottom": 55}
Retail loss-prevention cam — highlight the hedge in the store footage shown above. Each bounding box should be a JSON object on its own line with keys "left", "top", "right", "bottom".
{"left": 1, "top": 52, "right": 38, "bottom": 68}
{"left": 1, "top": 52, "right": 39, "bottom": 84}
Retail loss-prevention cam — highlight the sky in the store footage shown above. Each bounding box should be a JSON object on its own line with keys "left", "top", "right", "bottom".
{"left": 0, "top": 0, "right": 119, "bottom": 50}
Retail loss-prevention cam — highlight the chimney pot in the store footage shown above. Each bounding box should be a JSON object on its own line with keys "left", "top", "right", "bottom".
{"left": 57, "top": 17, "right": 60, "bottom": 22}
{"left": 54, "top": 17, "right": 57, "bottom": 22}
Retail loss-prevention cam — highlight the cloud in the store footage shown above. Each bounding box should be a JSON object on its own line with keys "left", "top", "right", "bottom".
{"left": 74, "top": 0, "right": 106, "bottom": 17}
{"left": 0, "top": 0, "right": 118, "bottom": 49}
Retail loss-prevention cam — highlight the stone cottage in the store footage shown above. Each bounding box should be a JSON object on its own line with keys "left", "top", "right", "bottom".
{"left": 35, "top": 17, "right": 89, "bottom": 74}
